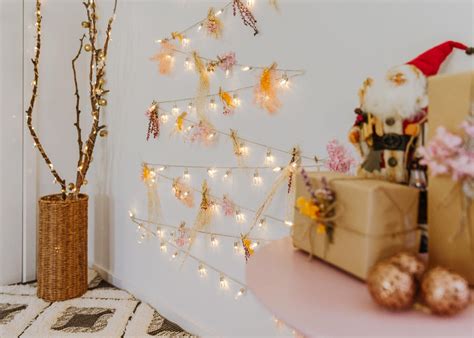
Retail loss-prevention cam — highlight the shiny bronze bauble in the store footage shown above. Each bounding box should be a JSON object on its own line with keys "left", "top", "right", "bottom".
{"left": 389, "top": 252, "right": 426, "bottom": 281}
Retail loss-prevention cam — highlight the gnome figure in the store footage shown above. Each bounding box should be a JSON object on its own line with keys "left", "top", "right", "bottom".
{"left": 349, "top": 41, "right": 473, "bottom": 183}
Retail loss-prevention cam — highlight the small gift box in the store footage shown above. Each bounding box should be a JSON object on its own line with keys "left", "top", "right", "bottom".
{"left": 426, "top": 71, "right": 474, "bottom": 285}
{"left": 292, "top": 172, "right": 420, "bottom": 280}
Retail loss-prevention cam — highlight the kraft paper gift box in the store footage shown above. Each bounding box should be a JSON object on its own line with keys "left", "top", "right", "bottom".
{"left": 292, "top": 172, "right": 420, "bottom": 281}
{"left": 427, "top": 71, "right": 474, "bottom": 285}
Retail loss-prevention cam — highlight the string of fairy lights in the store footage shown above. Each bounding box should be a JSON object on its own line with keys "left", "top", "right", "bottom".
{"left": 131, "top": 218, "right": 248, "bottom": 299}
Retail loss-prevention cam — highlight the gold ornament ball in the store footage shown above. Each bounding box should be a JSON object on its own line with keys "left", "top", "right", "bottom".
{"left": 99, "top": 129, "right": 108, "bottom": 138}
{"left": 421, "top": 267, "right": 471, "bottom": 316}
{"left": 98, "top": 99, "right": 107, "bottom": 106}
{"left": 81, "top": 21, "right": 90, "bottom": 28}
{"left": 368, "top": 262, "right": 416, "bottom": 311}
{"left": 389, "top": 252, "right": 426, "bottom": 281}
{"left": 84, "top": 44, "right": 92, "bottom": 52}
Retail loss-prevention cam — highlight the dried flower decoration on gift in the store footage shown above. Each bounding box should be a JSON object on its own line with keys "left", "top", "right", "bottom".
{"left": 254, "top": 63, "right": 282, "bottom": 114}
{"left": 297, "top": 169, "right": 337, "bottom": 242}
{"left": 221, "top": 194, "right": 236, "bottom": 217}
{"left": 326, "top": 139, "right": 357, "bottom": 174}
{"left": 233, "top": 0, "right": 259, "bottom": 36}
{"left": 151, "top": 40, "right": 176, "bottom": 75}
{"left": 172, "top": 177, "right": 194, "bottom": 208}
{"left": 146, "top": 101, "right": 160, "bottom": 141}
{"left": 205, "top": 8, "right": 223, "bottom": 39}
{"left": 219, "top": 87, "right": 237, "bottom": 115}
{"left": 419, "top": 119, "right": 474, "bottom": 183}
{"left": 188, "top": 120, "right": 218, "bottom": 146}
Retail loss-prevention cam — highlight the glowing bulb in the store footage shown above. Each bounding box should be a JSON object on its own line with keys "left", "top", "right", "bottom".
{"left": 157, "top": 166, "right": 166, "bottom": 172}
{"left": 172, "top": 104, "right": 180, "bottom": 115}
{"left": 207, "top": 132, "right": 216, "bottom": 140}
{"left": 198, "top": 263, "right": 207, "bottom": 277}
{"left": 241, "top": 66, "right": 252, "bottom": 72}
{"left": 250, "top": 241, "right": 260, "bottom": 249}
{"left": 210, "top": 235, "right": 219, "bottom": 247}
{"left": 215, "top": 9, "right": 223, "bottom": 16}
{"left": 207, "top": 168, "right": 217, "bottom": 178}
{"left": 285, "top": 220, "right": 294, "bottom": 227}
{"left": 197, "top": 23, "right": 203, "bottom": 31}
{"left": 235, "top": 287, "right": 246, "bottom": 300}
{"left": 235, "top": 210, "right": 246, "bottom": 223}
{"left": 188, "top": 102, "right": 194, "bottom": 110}
{"left": 225, "top": 69, "right": 230, "bottom": 78}
{"left": 232, "top": 94, "right": 241, "bottom": 107}
{"left": 246, "top": 0, "right": 255, "bottom": 7}
{"left": 128, "top": 210, "right": 134, "bottom": 218}
{"left": 253, "top": 169, "right": 262, "bottom": 186}
{"left": 239, "top": 144, "right": 249, "bottom": 156}
{"left": 273, "top": 166, "right": 283, "bottom": 172}
{"left": 265, "top": 149, "right": 274, "bottom": 165}
{"left": 156, "top": 226, "right": 163, "bottom": 238}
{"left": 160, "top": 241, "right": 167, "bottom": 252}
{"left": 171, "top": 251, "right": 179, "bottom": 260}
{"left": 258, "top": 218, "right": 266, "bottom": 228}
{"left": 160, "top": 114, "right": 169, "bottom": 123}
{"left": 219, "top": 275, "right": 228, "bottom": 289}
{"left": 279, "top": 73, "right": 290, "bottom": 88}
{"left": 233, "top": 241, "right": 240, "bottom": 253}
{"left": 223, "top": 169, "right": 232, "bottom": 182}
{"left": 155, "top": 39, "right": 162, "bottom": 44}
{"left": 181, "top": 37, "right": 190, "bottom": 47}
{"left": 184, "top": 57, "right": 194, "bottom": 71}
{"left": 209, "top": 98, "right": 217, "bottom": 111}
{"left": 183, "top": 168, "right": 190, "bottom": 181}
{"left": 49, "top": 163, "right": 54, "bottom": 170}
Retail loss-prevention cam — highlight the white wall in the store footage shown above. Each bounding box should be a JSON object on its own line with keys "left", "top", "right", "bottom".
{"left": 18, "top": 0, "right": 474, "bottom": 336}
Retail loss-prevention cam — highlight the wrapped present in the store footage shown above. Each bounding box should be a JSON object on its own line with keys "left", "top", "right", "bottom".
{"left": 292, "top": 171, "right": 420, "bottom": 280}
{"left": 426, "top": 71, "right": 474, "bottom": 285}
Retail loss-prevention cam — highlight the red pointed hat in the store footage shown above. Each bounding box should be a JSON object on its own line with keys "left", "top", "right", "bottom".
{"left": 407, "top": 41, "right": 473, "bottom": 77}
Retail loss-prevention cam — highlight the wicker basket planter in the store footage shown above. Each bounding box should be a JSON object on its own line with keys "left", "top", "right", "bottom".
{"left": 37, "top": 194, "right": 88, "bottom": 301}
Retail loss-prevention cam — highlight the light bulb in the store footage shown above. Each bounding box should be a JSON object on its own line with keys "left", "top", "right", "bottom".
{"left": 285, "top": 220, "right": 294, "bottom": 227}
{"left": 210, "top": 235, "right": 219, "bottom": 247}
{"left": 209, "top": 98, "right": 217, "bottom": 111}
{"left": 241, "top": 66, "right": 252, "bottom": 72}
{"left": 223, "top": 169, "right": 232, "bottom": 182}
{"left": 188, "top": 102, "right": 194, "bottom": 110}
{"left": 273, "top": 166, "right": 283, "bottom": 172}
{"left": 172, "top": 104, "right": 180, "bottom": 115}
{"left": 157, "top": 166, "right": 166, "bottom": 172}
{"left": 156, "top": 227, "right": 163, "bottom": 238}
{"left": 198, "top": 263, "right": 207, "bottom": 277}
{"left": 235, "top": 287, "right": 246, "bottom": 300}
{"left": 253, "top": 169, "right": 262, "bottom": 186}
{"left": 207, "top": 132, "right": 216, "bottom": 140}
{"left": 160, "top": 114, "right": 169, "bottom": 123}
{"left": 207, "top": 168, "right": 217, "bottom": 178}
{"left": 239, "top": 144, "right": 249, "bottom": 156}
{"left": 215, "top": 9, "right": 223, "bottom": 16}
{"left": 160, "top": 241, "right": 167, "bottom": 252}
{"left": 232, "top": 94, "right": 241, "bottom": 107}
{"left": 258, "top": 218, "right": 266, "bottom": 228}
{"left": 219, "top": 275, "right": 228, "bottom": 289}
{"left": 181, "top": 37, "right": 190, "bottom": 47}
{"left": 233, "top": 241, "right": 240, "bottom": 253}
{"left": 225, "top": 69, "right": 230, "bottom": 78}
{"left": 279, "top": 73, "right": 289, "bottom": 88}
{"left": 171, "top": 251, "right": 179, "bottom": 260}
{"left": 235, "top": 211, "right": 246, "bottom": 223}
{"left": 128, "top": 210, "right": 134, "bottom": 218}
{"left": 197, "top": 23, "right": 203, "bottom": 31}
{"left": 183, "top": 168, "right": 190, "bottom": 181}
{"left": 265, "top": 149, "right": 274, "bottom": 165}
{"left": 246, "top": 0, "right": 255, "bottom": 8}
{"left": 184, "top": 58, "right": 193, "bottom": 71}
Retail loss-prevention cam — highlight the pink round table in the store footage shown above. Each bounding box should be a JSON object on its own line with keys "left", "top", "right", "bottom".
{"left": 246, "top": 237, "right": 474, "bottom": 337}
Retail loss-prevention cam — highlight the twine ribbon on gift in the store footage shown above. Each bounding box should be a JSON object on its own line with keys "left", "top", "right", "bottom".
{"left": 437, "top": 180, "right": 474, "bottom": 260}
{"left": 295, "top": 176, "right": 419, "bottom": 260}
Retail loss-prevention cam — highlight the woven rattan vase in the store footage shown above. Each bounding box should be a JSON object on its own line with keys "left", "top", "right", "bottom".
{"left": 37, "top": 194, "right": 88, "bottom": 301}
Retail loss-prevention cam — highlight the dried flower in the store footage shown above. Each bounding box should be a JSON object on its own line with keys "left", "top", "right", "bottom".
{"left": 254, "top": 63, "right": 281, "bottom": 114}
{"left": 205, "top": 8, "right": 223, "bottom": 38}
{"left": 221, "top": 194, "right": 236, "bottom": 216}
{"left": 233, "top": 0, "right": 259, "bottom": 36}
{"left": 218, "top": 52, "right": 237, "bottom": 72}
{"left": 150, "top": 40, "right": 175, "bottom": 75}
{"left": 188, "top": 120, "right": 217, "bottom": 146}
{"left": 172, "top": 177, "right": 194, "bottom": 207}
{"left": 145, "top": 102, "right": 160, "bottom": 140}
{"left": 325, "top": 139, "right": 356, "bottom": 174}
{"left": 219, "top": 87, "right": 236, "bottom": 115}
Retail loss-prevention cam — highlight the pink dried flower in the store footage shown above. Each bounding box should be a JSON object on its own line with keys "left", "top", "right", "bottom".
{"left": 325, "top": 139, "right": 356, "bottom": 174}
{"left": 221, "top": 194, "right": 236, "bottom": 216}
{"left": 419, "top": 121, "right": 474, "bottom": 181}
{"left": 187, "top": 121, "right": 217, "bottom": 146}
{"left": 218, "top": 52, "right": 237, "bottom": 72}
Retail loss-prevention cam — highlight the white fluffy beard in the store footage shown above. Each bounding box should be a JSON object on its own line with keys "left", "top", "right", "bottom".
{"left": 361, "top": 65, "right": 428, "bottom": 120}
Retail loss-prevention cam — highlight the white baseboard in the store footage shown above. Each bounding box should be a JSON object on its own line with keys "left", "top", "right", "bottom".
{"left": 91, "top": 263, "right": 216, "bottom": 337}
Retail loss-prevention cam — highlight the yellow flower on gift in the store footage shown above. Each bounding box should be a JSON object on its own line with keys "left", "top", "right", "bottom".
{"left": 316, "top": 223, "right": 326, "bottom": 234}
{"left": 296, "top": 197, "right": 320, "bottom": 220}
